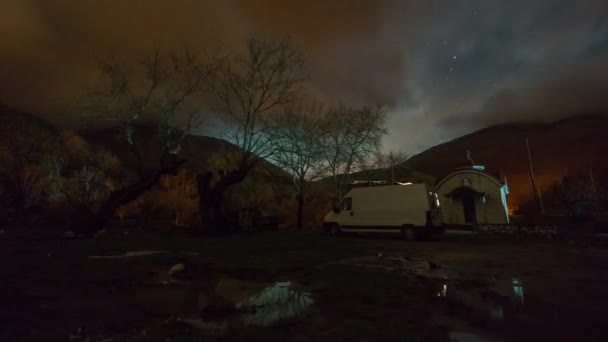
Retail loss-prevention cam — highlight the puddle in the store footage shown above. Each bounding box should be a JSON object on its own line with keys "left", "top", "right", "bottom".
{"left": 175, "top": 281, "right": 312, "bottom": 334}
{"left": 324, "top": 255, "right": 449, "bottom": 278}
{"left": 449, "top": 331, "right": 499, "bottom": 342}
{"left": 326, "top": 254, "right": 540, "bottom": 340}
{"left": 136, "top": 277, "right": 313, "bottom": 336}
{"left": 88, "top": 250, "right": 199, "bottom": 259}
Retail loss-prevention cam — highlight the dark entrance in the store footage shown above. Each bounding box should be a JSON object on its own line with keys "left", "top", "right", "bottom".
{"left": 462, "top": 195, "right": 477, "bottom": 224}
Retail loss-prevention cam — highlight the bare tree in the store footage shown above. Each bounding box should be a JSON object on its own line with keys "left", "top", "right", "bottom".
{"left": 323, "top": 105, "right": 387, "bottom": 199}
{"left": 355, "top": 150, "right": 407, "bottom": 183}
{"left": 197, "top": 37, "right": 305, "bottom": 232}
{"left": 45, "top": 137, "right": 121, "bottom": 216}
{"left": 384, "top": 150, "right": 409, "bottom": 182}
{"left": 546, "top": 173, "right": 601, "bottom": 218}
{"left": 0, "top": 111, "right": 57, "bottom": 219}
{"left": 72, "top": 49, "right": 212, "bottom": 234}
{"left": 270, "top": 100, "right": 328, "bottom": 229}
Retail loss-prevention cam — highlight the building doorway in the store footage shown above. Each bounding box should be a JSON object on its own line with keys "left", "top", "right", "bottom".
{"left": 462, "top": 195, "right": 477, "bottom": 224}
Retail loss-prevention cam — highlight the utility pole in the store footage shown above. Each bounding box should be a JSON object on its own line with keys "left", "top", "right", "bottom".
{"left": 466, "top": 150, "right": 474, "bottom": 166}
{"left": 526, "top": 137, "right": 544, "bottom": 214}
{"left": 390, "top": 152, "right": 395, "bottom": 183}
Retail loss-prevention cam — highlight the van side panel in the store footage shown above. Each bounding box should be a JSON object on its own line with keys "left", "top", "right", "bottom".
{"left": 347, "top": 184, "right": 430, "bottom": 228}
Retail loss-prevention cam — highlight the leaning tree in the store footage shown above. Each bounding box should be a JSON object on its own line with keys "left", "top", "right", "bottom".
{"left": 70, "top": 49, "right": 213, "bottom": 234}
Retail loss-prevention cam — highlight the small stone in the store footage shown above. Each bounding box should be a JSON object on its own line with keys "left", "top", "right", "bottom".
{"left": 428, "top": 261, "right": 442, "bottom": 269}
{"left": 94, "top": 229, "right": 107, "bottom": 237}
{"left": 169, "top": 263, "right": 186, "bottom": 277}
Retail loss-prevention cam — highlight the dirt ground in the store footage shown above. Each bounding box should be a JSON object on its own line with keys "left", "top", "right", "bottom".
{"left": 1, "top": 227, "right": 608, "bottom": 341}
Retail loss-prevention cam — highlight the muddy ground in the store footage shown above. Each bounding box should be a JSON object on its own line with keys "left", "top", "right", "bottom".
{"left": 1, "top": 227, "right": 608, "bottom": 341}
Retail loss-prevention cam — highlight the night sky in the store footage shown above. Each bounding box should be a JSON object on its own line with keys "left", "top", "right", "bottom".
{"left": 1, "top": 0, "right": 607, "bottom": 153}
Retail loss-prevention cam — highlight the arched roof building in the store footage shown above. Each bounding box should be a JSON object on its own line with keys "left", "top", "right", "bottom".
{"left": 435, "top": 166, "right": 509, "bottom": 225}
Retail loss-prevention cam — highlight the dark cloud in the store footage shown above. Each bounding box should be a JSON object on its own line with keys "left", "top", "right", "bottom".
{"left": 0, "top": 0, "right": 607, "bottom": 152}
{"left": 470, "top": 54, "right": 608, "bottom": 125}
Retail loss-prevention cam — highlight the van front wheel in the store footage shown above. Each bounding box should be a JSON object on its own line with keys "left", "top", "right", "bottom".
{"left": 401, "top": 226, "right": 416, "bottom": 240}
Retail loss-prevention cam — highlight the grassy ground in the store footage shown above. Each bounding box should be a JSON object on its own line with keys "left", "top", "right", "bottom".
{"left": 1, "top": 227, "right": 608, "bottom": 341}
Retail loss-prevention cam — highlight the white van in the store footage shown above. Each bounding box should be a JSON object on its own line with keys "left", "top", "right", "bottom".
{"left": 322, "top": 183, "right": 443, "bottom": 239}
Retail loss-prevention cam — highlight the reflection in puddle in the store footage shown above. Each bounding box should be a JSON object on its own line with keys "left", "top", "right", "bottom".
{"left": 512, "top": 278, "right": 524, "bottom": 304}
{"left": 434, "top": 275, "right": 526, "bottom": 325}
{"left": 237, "top": 281, "right": 314, "bottom": 326}
{"left": 178, "top": 281, "right": 313, "bottom": 334}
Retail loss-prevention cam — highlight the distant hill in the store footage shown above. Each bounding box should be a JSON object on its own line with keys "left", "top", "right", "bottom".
{"left": 1, "top": 102, "right": 287, "bottom": 180}
{"left": 80, "top": 124, "right": 237, "bottom": 172}
{"left": 404, "top": 115, "right": 608, "bottom": 210}
{"left": 0, "top": 103, "right": 58, "bottom": 141}
{"left": 80, "top": 125, "right": 287, "bottom": 179}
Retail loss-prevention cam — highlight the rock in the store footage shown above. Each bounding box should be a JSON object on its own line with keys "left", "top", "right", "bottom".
{"left": 169, "top": 263, "right": 186, "bottom": 277}
{"left": 94, "top": 229, "right": 107, "bottom": 237}
{"left": 428, "top": 261, "right": 442, "bottom": 270}
{"left": 64, "top": 231, "right": 76, "bottom": 239}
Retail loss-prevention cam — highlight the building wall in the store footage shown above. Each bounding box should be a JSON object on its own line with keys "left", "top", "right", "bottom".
{"left": 436, "top": 170, "right": 509, "bottom": 225}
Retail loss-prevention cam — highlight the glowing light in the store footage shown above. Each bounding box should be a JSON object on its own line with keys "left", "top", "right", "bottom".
{"left": 436, "top": 283, "right": 448, "bottom": 297}
{"left": 512, "top": 278, "right": 524, "bottom": 304}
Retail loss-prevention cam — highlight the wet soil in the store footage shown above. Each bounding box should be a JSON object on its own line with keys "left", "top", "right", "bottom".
{"left": 1, "top": 228, "right": 608, "bottom": 341}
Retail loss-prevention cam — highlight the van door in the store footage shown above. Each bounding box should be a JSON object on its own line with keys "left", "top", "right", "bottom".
{"left": 338, "top": 197, "right": 356, "bottom": 228}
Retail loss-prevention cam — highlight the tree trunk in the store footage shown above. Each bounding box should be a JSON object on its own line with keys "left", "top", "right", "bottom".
{"left": 197, "top": 172, "right": 223, "bottom": 233}
{"left": 74, "top": 159, "right": 186, "bottom": 236}
{"left": 197, "top": 165, "right": 251, "bottom": 234}
{"left": 296, "top": 190, "right": 304, "bottom": 230}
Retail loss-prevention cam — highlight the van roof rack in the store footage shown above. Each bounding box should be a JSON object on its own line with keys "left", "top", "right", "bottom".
{"left": 347, "top": 181, "right": 413, "bottom": 188}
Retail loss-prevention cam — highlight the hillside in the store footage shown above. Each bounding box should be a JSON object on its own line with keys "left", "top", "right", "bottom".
{"left": 0, "top": 103, "right": 278, "bottom": 176}
{"left": 80, "top": 124, "right": 235, "bottom": 172}
{"left": 0, "top": 104, "right": 59, "bottom": 145}
{"left": 404, "top": 115, "right": 608, "bottom": 210}
{"left": 80, "top": 125, "right": 288, "bottom": 181}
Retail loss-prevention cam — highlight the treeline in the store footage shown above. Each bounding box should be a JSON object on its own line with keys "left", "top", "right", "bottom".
{"left": 0, "top": 37, "right": 408, "bottom": 234}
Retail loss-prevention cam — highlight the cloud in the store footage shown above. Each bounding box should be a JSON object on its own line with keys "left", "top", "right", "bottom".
{"left": 0, "top": 0, "right": 607, "bottom": 153}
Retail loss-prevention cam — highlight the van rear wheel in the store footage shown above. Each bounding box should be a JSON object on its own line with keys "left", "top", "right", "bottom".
{"left": 328, "top": 224, "right": 342, "bottom": 237}
{"left": 401, "top": 226, "right": 416, "bottom": 240}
